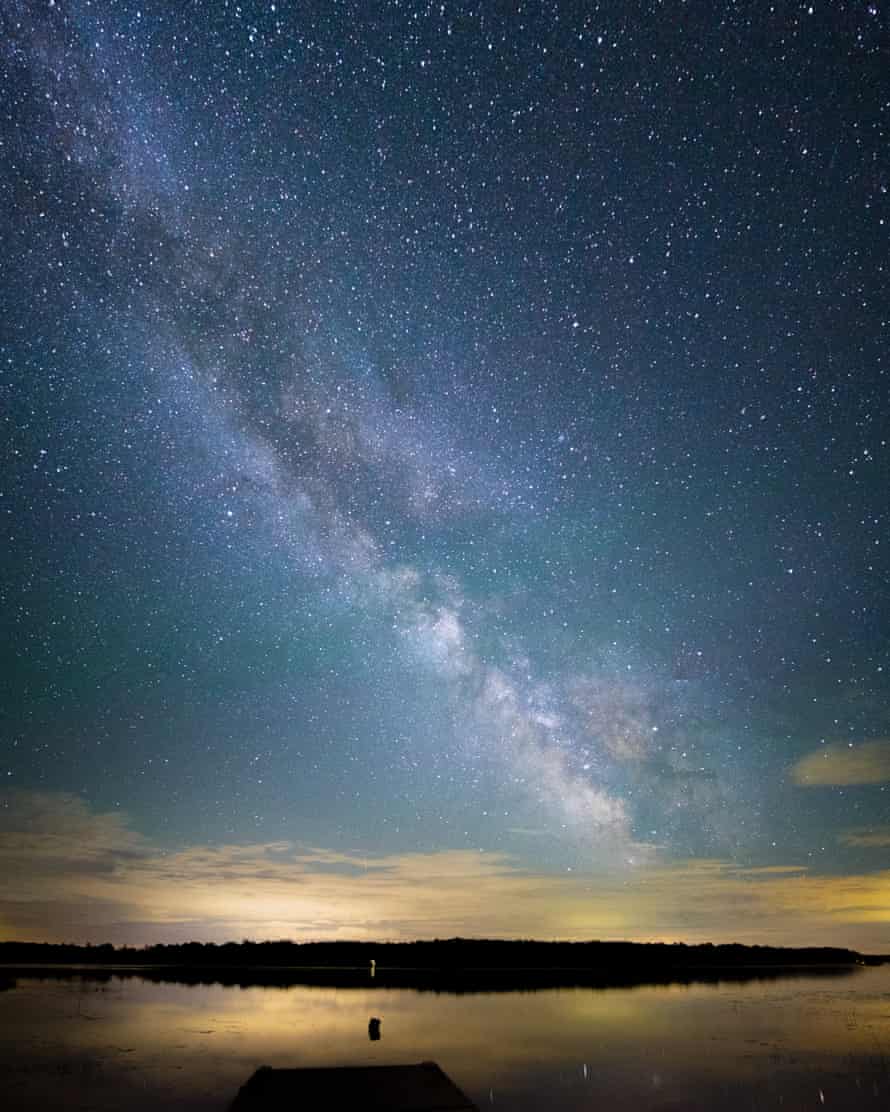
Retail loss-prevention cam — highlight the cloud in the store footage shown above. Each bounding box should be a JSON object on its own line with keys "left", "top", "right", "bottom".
{"left": 0, "top": 790, "right": 149, "bottom": 875}
{"left": 839, "top": 827, "right": 890, "bottom": 848}
{"left": 2, "top": 792, "right": 889, "bottom": 951}
{"left": 791, "top": 741, "right": 890, "bottom": 786}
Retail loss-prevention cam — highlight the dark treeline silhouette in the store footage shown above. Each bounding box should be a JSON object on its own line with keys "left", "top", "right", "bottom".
{"left": 0, "top": 938, "right": 868, "bottom": 971}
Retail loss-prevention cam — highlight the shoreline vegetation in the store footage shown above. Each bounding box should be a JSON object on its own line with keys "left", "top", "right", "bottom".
{"left": 1, "top": 940, "right": 886, "bottom": 992}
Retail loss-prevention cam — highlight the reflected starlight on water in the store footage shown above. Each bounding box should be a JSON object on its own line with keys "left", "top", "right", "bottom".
{"left": 2, "top": 969, "right": 890, "bottom": 1111}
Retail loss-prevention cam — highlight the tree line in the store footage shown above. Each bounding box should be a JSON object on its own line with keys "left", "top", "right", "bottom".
{"left": 0, "top": 938, "right": 867, "bottom": 969}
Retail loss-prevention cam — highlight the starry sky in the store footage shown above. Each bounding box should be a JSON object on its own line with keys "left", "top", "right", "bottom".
{"left": 2, "top": 0, "right": 889, "bottom": 949}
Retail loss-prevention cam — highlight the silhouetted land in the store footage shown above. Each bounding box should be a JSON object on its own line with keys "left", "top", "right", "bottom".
{"left": 0, "top": 938, "right": 869, "bottom": 967}
{"left": 0, "top": 939, "right": 877, "bottom": 993}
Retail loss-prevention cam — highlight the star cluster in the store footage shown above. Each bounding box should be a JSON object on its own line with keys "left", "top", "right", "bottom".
{"left": 1, "top": 0, "right": 889, "bottom": 937}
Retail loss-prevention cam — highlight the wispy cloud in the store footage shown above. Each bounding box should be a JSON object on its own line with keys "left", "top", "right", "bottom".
{"left": 2, "top": 792, "right": 888, "bottom": 951}
{"left": 791, "top": 741, "right": 890, "bottom": 786}
{"left": 839, "top": 827, "right": 890, "bottom": 848}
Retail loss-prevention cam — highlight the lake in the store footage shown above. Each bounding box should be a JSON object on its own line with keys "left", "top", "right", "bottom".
{"left": 2, "top": 965, "right": 889, "bottom": 1110}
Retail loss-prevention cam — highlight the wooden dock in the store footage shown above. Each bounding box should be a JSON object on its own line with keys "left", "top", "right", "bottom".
{"left": 230, "top": 1061, "right": 479, "bottom": 1110}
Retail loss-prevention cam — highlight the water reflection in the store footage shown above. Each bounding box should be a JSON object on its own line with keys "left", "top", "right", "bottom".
{"left": 1, "top": 966, "right": 888, "bottom": 1111}
{"left": 5, "top": 962, "right": 860, "bottom": 991}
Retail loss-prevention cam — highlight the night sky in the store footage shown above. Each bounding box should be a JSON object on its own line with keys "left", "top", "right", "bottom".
{"left": 2, "top": 0, "right": 889, "bottom": 949}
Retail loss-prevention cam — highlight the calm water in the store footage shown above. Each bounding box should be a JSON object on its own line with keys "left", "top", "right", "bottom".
{"left": 2, "top": 966, "right": 889, "bottom": 1110}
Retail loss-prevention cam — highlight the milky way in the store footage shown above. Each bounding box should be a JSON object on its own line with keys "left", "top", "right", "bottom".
{"left": 2, "top": 1, "right": 889, "bottom": 938}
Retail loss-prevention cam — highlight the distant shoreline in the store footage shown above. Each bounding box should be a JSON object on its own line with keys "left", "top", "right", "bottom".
{"left": 2, "top": 938, "right": 883, "bottom": 963}
{"left": 2, "top": 938, "right": 885, "bottom": 991}
{"left": 0, "top": 961, "right": 869, "bottom": 971}
{"left": 2, "top": 941, "right": 884, "bottom": 993}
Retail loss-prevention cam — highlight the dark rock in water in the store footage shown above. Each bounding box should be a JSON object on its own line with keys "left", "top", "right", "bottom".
{"left": 230, "top": 1062, "right": 478, "bottom": 1110}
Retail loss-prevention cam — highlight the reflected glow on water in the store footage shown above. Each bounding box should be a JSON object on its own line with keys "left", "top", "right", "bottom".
{"left": 2, "top": 967, "right": 889, "bottom": 1110}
